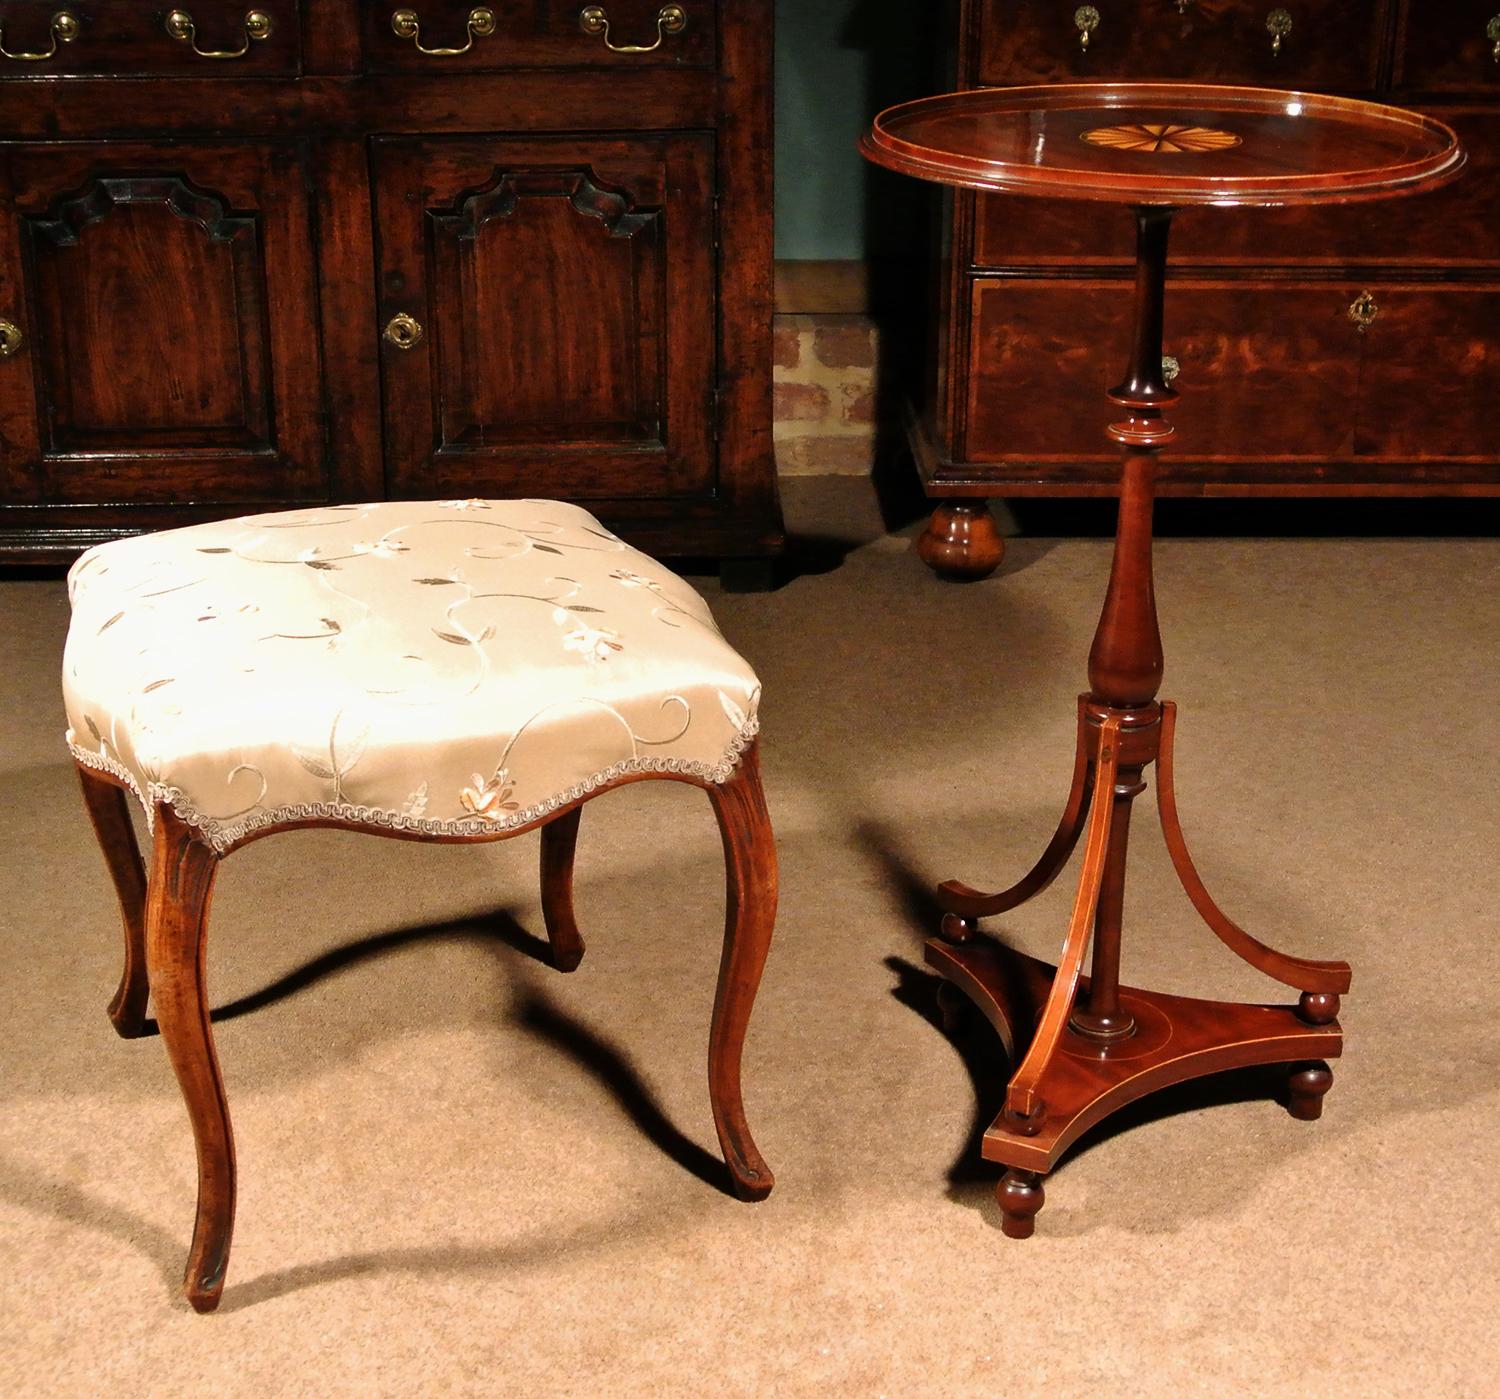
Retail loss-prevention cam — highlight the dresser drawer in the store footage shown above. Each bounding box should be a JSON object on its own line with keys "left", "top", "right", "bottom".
{"left": 0, "top": 1, "right": 300, "bottom": 77}
{"left": 973, "top": 109, "right": 1500, "bottom": 268}
{"left": 975, "top": 1, "right": 1386, "bottom": 92}
{"left": 363, "top": 0, "right": 716, "bottom": 72}
{"left": 963, "top": 275, "right": 1500, "bottom": 473}
{"left": 1393, "top": 0, "right": 1500, "bottom": 93}
{"left": 963, "top": 277, "right": 1364, "bottom": 465}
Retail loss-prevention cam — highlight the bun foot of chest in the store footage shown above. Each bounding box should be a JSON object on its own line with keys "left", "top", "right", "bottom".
{"left": 917, "top": 501, "right": 1005, "bottom": 581}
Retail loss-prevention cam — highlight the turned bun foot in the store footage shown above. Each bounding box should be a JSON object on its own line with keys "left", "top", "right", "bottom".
{"left": 917, "top": 501, "right": 1005, "bottom": 581}
{"left": 997, "top": 1169, "right": 1045, "bottom": 1238}
{"left": 1287, "top": 1060, "right": 1334, "bottom": 1120}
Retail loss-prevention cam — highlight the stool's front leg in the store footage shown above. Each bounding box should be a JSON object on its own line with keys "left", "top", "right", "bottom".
{"left": 146, "top": 807, "right": 232, "bottom": 1313}
{"left": 76, "top": 766, "right": 150, "bottom": 1038}
{"left": 705, "top": 741, "right": 777, "bottom": 1201}
{"left": 539, "top": 807, "right": 586, "bottom": 972}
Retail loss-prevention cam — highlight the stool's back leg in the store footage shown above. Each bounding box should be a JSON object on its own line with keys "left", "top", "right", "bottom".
{"left": 539, "top": 807, "right": 586, "bottom": 972}
{"left": 76, "top": 765, "right": 151, "bottom": 1038}
{"left": 146, "top": 807, "right": 233, "bottom": 1313}
{"left": 705, "top": 741, "right": 777, "bottom": 1201}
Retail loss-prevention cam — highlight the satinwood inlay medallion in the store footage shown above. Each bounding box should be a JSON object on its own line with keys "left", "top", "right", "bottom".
{"left": 1081, "top": 122, "right": 1242, "bottom": 153}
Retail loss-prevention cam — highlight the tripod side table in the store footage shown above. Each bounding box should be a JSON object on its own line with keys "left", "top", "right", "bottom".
{"left": 861, "top": 84, "right": 1463, "bottom": 1236}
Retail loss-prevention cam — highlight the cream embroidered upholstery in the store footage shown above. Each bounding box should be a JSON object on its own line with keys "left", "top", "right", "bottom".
{"left": 64, "top": 499, "right": 761, "bottom": 852}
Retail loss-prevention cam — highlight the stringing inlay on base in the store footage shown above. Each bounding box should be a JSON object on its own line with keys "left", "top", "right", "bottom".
{"left": 1082, "top": 122, "right": 1242, "bottom": 153}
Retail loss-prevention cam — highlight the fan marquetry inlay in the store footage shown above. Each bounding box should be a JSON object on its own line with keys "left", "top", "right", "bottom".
{"left": 1082, "top": 122, "right": 1243, "bottom": 154}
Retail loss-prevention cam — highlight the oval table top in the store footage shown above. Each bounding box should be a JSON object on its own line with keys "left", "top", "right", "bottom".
{"left": 860, "top": 83, "right": 1464, "bottom": 207}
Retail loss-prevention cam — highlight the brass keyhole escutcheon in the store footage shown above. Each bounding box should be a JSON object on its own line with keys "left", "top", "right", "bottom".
{"left": 383, "top": 313, "right": 425, "bottom": 350}
{"left": 1266, "top": 8, "right": 1292, "bottom": 55}
{"left": 1347, "top": 291, "right": 1379, "bottom": 333}
{"left": 1074, "top": 5, "right": 1100, "bottom": 51}
{"left": 0, "top": 319, "right": 23, "bottom": 357}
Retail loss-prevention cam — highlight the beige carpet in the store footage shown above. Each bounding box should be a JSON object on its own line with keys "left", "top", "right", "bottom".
{"left": 2, "top": 479, "right": 1496, "bottom": 1396}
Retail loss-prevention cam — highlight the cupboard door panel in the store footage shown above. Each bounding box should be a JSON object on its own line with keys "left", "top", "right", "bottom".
{"left": 964, "top": 278, "right": 1362, "bottom": 466}
{"left": 374, "top": 133, "right": 716, "bottom": 501}
{"left": 0, "top": 142, "right": 325, "bottom": 504}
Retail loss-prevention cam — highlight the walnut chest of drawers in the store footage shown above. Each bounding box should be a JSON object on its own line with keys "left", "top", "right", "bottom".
{"left": 0, "top": 0, "right": 782, "bottom": 581}
{"left": 911, "top": 1, "right": 1500, "bottom": 576}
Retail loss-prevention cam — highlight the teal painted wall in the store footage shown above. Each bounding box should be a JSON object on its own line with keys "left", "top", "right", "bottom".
{"left": 773, "top": 0, "right": 939, "bottom": 261}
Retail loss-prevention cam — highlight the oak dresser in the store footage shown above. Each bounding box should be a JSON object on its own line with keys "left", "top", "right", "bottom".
{"left": 911, "top": 1, "right": 1500, "bottom": 577}
{"left": 0, "top": 0, "right": 782, "bottom": 584}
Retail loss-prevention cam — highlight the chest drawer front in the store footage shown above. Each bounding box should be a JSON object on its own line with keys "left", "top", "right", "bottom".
{"left": 975, "top": 1, "right": 1386, "bottom": 92}
{"left": 363, "top": 0, "right": 716, "bottom": 72}
{"left": 973, "top": 109, "right": 1500, "bottom": 268}
{"left": 964, "top": 277, "right": 1366, "bottom": 466}
{"left": 0, "top": 1, "right": 300, "bottom": 77}
{"left": 1393, "top": 0, "right": 1500, "bottom": 92}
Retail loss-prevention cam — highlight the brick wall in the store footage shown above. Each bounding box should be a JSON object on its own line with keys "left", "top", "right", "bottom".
{"left": 772, "top": 314, "right": 880, "bottom": 475}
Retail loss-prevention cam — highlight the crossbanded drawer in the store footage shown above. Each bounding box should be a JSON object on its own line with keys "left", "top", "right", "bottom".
{"left": 975, "top": 0, "right": 1386, "bottom": 93}
{"left": 0, "top": 1, "right": 300, "bottom": 77}
{"left": 962, "top": 276, "right": 1500, "bottom": 471}
{"left": 1393, "top": 0, "right": 1500, "bottom": 93}
{"left": 973, "top": 108, "right": 1500, "bottom": 268}
{"left": 363, "top": 0, "right": 716, "bottom": 72}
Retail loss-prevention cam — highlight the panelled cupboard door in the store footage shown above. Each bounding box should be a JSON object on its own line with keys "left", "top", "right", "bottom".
{"left": 373, "top": 134, "right": 716, "bottom": 502}
{"left": 0, "top": 142, "right": 326, "bottom": 505}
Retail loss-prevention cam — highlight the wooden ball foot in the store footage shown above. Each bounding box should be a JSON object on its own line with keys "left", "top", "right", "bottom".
{"left": 1298, "top": 991, "right": 1340, "bottom": 1025}
{"left": 1287, "top": 1060, "right": 1334, "bottom": 1121}
{"left": 997, "top": 1169, "right": 1045, "bottom": 1238}
{"left": 939, "top": 911, "right": 976, "bottom": 944}
{"left": 917, "top": 501, "right": 1005, "bottom": 581}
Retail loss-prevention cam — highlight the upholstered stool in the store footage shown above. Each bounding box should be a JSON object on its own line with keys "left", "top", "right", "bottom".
{"left": 64, "top": 498, "right": 776, "bottom": 1312}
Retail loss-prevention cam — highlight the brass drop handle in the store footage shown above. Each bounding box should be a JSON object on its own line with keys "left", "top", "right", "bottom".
{"left": 579, "top": 5, "right": 685, "bottom": 54}
{"left": 1266, "top": 8, "right": 1292, "bottom": 56}
{"left": 1348, "top": 291, "right": 1379, "bottom": 333}
{"left": 0, "top": 319, "right": 23, "bottom": 358}
{"left": 390, "top": 7, "right": 496, "bottom": 56}
{"left": 1487, "top": 15, "right": 1500, "bottom": 63}
{"left": 165, "top": 10, "right": 272, "bottom": 58}
{"left": 383, "top": 313, "right": 425, "bottom": 350}
{"left": 1074, "top": 5, "right": 1100, "bottom": 51}
{"left": 1162, "top": 355, "right": 1181, "bottom": 385}
{"left": 0, "top": 10, "right": 79, "bottom": 61}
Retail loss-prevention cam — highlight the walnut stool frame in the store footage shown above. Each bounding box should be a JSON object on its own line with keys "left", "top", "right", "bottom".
{"left": 77, "top": 741, "right": 777, "bottom": 1313}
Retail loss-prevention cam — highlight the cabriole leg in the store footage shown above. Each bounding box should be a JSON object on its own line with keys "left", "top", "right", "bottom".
{"left": 76, "top": 765, "right": 150, "bottom": 1038}
{"left": 705, "top": 741, "right": 778, "bottom": 1201}
{"left": 539, "top": 807, "right": 585, "bottom": 972}
{"left": 146, "top": 806, "right": 232, "bottom": 1313}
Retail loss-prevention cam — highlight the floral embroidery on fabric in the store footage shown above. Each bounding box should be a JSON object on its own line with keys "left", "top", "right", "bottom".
{"left": 561, "top": 619, "right": 624, "bottom": 662}
{"left": 62, "top": 499, "right": 761, "bottom": 852}
{"left": 460, "top": 766, "right": 520, "bottom": 820}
